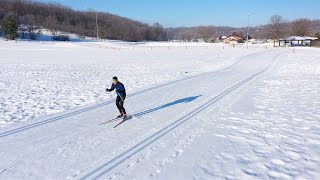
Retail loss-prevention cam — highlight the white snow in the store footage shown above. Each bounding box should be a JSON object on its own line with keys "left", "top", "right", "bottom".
{"left": 0, "top": 40, "right": 319, "bottom": 180}
{"left": 0, "top": 40, "right": 265, "bottom": 127}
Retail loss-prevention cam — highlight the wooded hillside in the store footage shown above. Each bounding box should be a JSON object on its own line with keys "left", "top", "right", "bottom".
{"left": 0, "top": 0, "right": 319, "bottom": 41}
{"left": 0, "top": 0, "right": 167, "bottom": 41}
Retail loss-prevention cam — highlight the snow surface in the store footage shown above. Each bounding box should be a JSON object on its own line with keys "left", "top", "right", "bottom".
{"left": 0, "top": 41, "right": 319, "bottom": 180}
{"left": 0, "top": 41, "right": 265, "bottom": 127}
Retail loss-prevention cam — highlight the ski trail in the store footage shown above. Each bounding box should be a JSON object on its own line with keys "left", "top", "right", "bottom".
{"left": 0, "top": 49, "right": 286, "bottom": 179}
{"left": 0, "top": 50, "right": 269, "bottom": 138}
{"left": 79, "top": 51, "right": 286, "bottom": 179}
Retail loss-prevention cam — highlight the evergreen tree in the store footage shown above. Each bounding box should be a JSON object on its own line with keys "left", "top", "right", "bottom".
{"left": 1, "top": 15, "right": 18, "bottom": 40}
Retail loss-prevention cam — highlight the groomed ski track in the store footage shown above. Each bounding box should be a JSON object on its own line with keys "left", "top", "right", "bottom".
{"left": 0, "top": 50, "right": 266, "bottom": 138}
{"left": 0, "top": 49, "right": 287, "bottom": 179}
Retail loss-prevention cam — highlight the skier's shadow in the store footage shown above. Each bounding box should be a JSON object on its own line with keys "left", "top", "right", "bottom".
{"left": 131, "top": 95, "right": 202, "bottom": 118}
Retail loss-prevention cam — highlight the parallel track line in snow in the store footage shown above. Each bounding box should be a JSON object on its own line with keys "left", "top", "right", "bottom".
{"left": 79, "top": 51, "right": 286, "bottom": 180}
{"left": 0, "top": 50, "right": 269, "bottom": 138}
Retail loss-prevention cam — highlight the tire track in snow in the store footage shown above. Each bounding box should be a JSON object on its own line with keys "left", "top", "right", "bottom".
{"left": 79, "top": 50, "right": 286, "bottom": 180}
{"left": 0, "top": 50, "right": 268, "bottom": 138}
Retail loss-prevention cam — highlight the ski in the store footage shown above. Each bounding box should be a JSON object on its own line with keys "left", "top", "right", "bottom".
{"left": 113, "top": 116, "right": 132, "bottom": 128}
{"left": 99, "top": 117, "right": 122, "bottom": 125}
{"left": 113, "top": 119, "right": 126, "bottom": 128}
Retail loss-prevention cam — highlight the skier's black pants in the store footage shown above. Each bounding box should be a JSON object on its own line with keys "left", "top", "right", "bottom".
{"left": 116, "top": 95, "right": 126, "bottom": 115}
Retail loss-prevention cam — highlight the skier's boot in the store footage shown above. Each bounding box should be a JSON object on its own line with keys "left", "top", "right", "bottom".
{"left": 123, "top": 114, "right": 127, "bottom": 120}
{"left": 117, "top": 112, "right": 124, "bottom": 118}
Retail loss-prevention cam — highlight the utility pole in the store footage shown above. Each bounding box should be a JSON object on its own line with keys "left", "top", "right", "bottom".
{"left": 246, "top": 13, "right": 251, "bottom": 49}
{"left": 96, "top": 11, "right": 99, "bottom": 40}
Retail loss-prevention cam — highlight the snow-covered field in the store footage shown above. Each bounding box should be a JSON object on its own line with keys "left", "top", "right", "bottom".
{"left": 0, "top": 40, "right": 319, "bottom": 179}
{"left": 0, "top": 40, "right": 266, "bottom": 127}
{"left": 152, "top": 48, "right": 320, "bottom": 180}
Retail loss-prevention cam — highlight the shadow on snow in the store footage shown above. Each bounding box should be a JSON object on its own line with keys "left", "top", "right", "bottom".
{"left": 131, "top": 95, "right": 202, "bottom": 118}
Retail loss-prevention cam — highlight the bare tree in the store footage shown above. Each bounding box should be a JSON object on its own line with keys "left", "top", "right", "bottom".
{"left": 45, "top": 16, "right": 58, "bottom": 36}
{"left": 196, "top": 26, "right": 216, "bottom": 42}
{"left": 152, "top": 22, "right": 166, "bottom": 41}
{"left": 291, "top": 18, "right": 313, "bottom": 36}
{"left": 267, "top": 15, "right": 286, "bottom": 47}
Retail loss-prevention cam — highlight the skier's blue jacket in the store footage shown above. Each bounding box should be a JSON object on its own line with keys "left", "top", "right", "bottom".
{"left": 106, "top": 82, "right": 126, "bottom": 97}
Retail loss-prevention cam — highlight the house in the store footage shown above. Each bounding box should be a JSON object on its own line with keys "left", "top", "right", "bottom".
{"left": 224, "top": 35, "right": 242, "bottom": 44}
{"left": 279, "top": 36, "right": 318, "bottom": 46}
{"left": 223, "top": 32, "right": 253, "bottom": 44}
{"left": 214, "top": 36, "right": 227, "bottom": 43}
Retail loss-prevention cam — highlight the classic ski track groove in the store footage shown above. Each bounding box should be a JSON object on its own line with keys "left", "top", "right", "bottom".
{"left": 0, "top": 50, "right": 269, "bottom": 138}
{"left": 79, "top": 50, "right": 286, "bottom": 180}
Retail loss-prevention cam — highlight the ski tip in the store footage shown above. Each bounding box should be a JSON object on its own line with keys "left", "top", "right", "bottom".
{"left": 113, "top": 124, "right": 121, "bottom": 128}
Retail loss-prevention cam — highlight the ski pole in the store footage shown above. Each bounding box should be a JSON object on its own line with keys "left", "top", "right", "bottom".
{"left": 116, "top": 92, "right": 125, "bottom": 102}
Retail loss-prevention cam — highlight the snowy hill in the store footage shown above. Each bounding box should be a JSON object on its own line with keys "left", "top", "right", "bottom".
{"left": 0, "top": 41, "right": 319, "bottom": 179}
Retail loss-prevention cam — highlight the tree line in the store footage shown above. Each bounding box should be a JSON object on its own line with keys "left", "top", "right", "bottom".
{"left": 168, "top": 16, "right": 320, "bottom": 42}
{"left": 0, "top": 0, "right": 319, "bottom": 42}
{"left": 262, "top": 15, "right": 320, "bottom": 46}
{"left": 0, "top": 0, "right": 167, "bottom": 41}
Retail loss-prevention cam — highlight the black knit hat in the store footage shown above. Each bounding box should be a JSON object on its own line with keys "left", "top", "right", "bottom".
{"left": 112, "top": 76, "right": 118, "bottom": 81}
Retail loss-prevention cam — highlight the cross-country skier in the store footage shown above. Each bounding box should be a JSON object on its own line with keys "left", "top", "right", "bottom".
{"left": 106, "top": 76, "right": 127, "bottom": 120}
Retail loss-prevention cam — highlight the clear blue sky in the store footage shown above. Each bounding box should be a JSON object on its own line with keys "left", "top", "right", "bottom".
{"left": 37, "top": 0, "right": 320, "bottom": 27}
